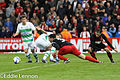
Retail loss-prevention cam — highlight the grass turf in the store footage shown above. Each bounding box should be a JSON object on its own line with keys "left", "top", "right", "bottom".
{"left": 0, "top": 53, "right": 120, "bottom": 80}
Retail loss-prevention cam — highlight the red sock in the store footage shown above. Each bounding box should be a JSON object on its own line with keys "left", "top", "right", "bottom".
{"left": 85, "top": 56, "right": 100, "bottom": 63}
{"left": 58, "top": 54, "right": 68, "bottom": 60}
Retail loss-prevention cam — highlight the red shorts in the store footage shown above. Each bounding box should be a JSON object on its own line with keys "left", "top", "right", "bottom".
{"left": 59, "top": 45, "right": 81, "bottom": 56}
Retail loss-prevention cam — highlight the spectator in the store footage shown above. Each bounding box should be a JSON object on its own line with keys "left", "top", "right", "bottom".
{"left": 80, "top": 27, "right": 90, "bottom": 38}
{"left": 5, "top": 26, "right": 12, "bottom": 38}
{"left": 115, "top": 25, "right": 120, "bottom": 38}
{"left": 31, "top": 13, "right": 40, "bottom": 26}
{"left": 61, "top": 26, "right": 72, "bottom": 38}
{"left": 57, "top": 4, "right": 66, "bottom": 19}
{"left": 75, "top": 3, "right": 83, "bottom": 16}
{"left": 38, "top": 7, "right": 47, "bottom": 21}
{"left": 34, "top": 6, "right": 40, "bottom": 16}
{"left": 105, "top": 2, "right": 113, "bottom": 16}
{"left": 4, "top": 17, "right": 13, "bottom": 33}
{"left": 57, "top": 0, "right": 64, "bottom": 10}
{"left": 46, "top": 15, "right": 53, "bottom": 27}
{"left": 0, "top": 0, "right": 6, "bottom": 11}
{"left": 63, "top": 15, "right": 69, "bottom": 25}
{"left": 49, "top": 20, "right": 56, "bottom": 32}
{"left": 40, "top": 21, "right": 48, "bottom": 30}
{"left": 109, "top": 24, "right": 116, "bottom": 37}
{"left": 98, "top": 2, "right": 105, "bottom": 17}
{"left": 71, "top": 0, "right": 79, "bottom": 15}
{"left": 15, "top": 2, "right": 23, "bottom": 16}
{"left": 113, "top": 5, "right": 120, "bottom": 18}
{"left": 102, "top": 13, "right": 108, "bottom": 25}
{"left": 56, "top": 20, "right": 64, "bottom": 34}
{"left": 84, "top": 3, "right": 91, "bottom": 18}
{"left": 6, "top": 3, "right": 14, "bottom": 17}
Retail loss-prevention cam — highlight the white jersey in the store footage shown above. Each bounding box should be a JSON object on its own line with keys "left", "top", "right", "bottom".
{"left": 35, "top": 32, "right": 53, "bottom": 50}
{"left": 17, "top": 22, "right": 36, "bottom": 42}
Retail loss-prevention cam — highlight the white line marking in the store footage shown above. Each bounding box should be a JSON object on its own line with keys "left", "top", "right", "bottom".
{"left": 0, "top": 64, "right": 57, "bottom": 74}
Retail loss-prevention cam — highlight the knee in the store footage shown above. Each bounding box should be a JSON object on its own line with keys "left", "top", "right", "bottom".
{"left": 78, "top": 54, "right": 86, "bottom": 59}
{"left": 24, "top": 49, "right": 28, "bottom": 53}
{"left": 88, "top": 47, "right": 92, "bottom": 52}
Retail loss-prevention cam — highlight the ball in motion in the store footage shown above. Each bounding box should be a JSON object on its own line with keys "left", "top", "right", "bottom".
{"left": 13, "top": 56, "right": 21, "bottom": 64}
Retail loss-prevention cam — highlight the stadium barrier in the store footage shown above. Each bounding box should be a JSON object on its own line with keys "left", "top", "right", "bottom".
{"left": 0, "top": 38, "right": 120, "bottom": 53}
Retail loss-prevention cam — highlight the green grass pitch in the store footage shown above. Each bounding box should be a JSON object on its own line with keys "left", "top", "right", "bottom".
{"left": 0, "top": 53, "right": 120, "bottom": 80}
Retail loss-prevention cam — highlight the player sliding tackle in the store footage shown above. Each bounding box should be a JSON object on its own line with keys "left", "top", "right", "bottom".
{"left": 88, "top": 29, "right": 118, "bottom": 63}
{"left": 13, "top": 15, "right": 39, "bottom": 63}
{"left": 48, "top": 34, "right": 102, "bottom": 63}
{"left": 35, "top": 27, "right": 56, "bottom": 63}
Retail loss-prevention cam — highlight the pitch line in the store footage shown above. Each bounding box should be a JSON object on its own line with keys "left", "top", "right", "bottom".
{"left": 0, "top": 64, "right": 57, "bottom": 74}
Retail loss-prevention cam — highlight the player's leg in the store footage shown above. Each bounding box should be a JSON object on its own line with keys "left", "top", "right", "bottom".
{"left": 30, "top": 42, "right": 39, "bottom": 63}
{"left": 88, "top": 45, "right": 97, "bottom": 60}
{"left": 104, "top": 47, "right": 115, "bottom": 63}
{"left": 49, "top": 47, "right": 56, "bottom": 62}
{"left": 23, "top": 43, "right": 32, "bottom": 63}
{"left": 31, "top": 49, "right": 39, "bottom": 63}
{"left": 71, "top": 45, "right": 101, "bottom": 63}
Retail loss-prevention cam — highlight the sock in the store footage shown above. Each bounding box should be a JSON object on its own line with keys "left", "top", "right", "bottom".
{"left": 58, "top": 54, "right": 68, "bottom": 60}
{"left": 50, "top": 49, "right": 55, "bottom": 60}
{"left": 107, "top": 52, "right": 113, "bottom": 62}
{"left": 25, "top": 53, "right": 32, "bottom": 61}
{"left": 43, "top": 52, "right": 49, "bottom": 60}
{"left": 33, "top": 53, "right": 38, "bottom": 60}
{"left": 90, "top": 52, "right": 97, "bottom": 60}
{"left": 85, "top": 56, "right": 100, "bottom": 63}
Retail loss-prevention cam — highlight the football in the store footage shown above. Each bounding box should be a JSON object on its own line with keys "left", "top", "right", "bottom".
{"left": 13, "top": 56, "right": 21, "bottom": 64}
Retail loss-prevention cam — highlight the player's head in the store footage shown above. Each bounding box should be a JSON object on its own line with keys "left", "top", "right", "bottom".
{"left": 56, "top": 33, "right": 62, "bottom": 38}
{"left": 95, "top": 29, "right": 101, "bottom": 37}
{"left": 20, "top": 15, "right": 27, "bottom": 25}
{"left": 49, "top": 34, "right": 56, "bottom": 42}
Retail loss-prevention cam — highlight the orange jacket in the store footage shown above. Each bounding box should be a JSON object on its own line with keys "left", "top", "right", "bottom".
{"left": 61, "top": 30, "right": 72, "bottom": 38}
{"left": 102, "top": 31, "right": 110, "bottom": 38}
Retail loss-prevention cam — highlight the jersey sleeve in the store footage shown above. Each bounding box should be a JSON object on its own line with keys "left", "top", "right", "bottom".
{"left": 30, "top": 22, "right": 36, "bottom": 31}
{"left": 102, "top": 34, "right": 115, "bottom": 50}
{"left": 47, "top": 32, "right": 53, "bottom": 36}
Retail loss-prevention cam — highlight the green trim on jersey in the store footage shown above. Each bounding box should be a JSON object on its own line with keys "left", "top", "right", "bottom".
{"left": 20, "top": 29, "right": 32, "bottom": 32}
{"left": 23, "top": 38, "right": 33, "bottom": 42}
{"left": 21, "top": 34, "right": 32, "bottom": 38}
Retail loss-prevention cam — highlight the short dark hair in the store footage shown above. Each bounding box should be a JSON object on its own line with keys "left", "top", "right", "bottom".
{"left": 49, "top": 34, "right": 56, "bottom": 38}
{"left": 20, "top": 15, "right": 27, "bottom": 19}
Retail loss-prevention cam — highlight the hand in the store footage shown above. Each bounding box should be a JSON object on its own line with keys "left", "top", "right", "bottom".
{"left": 13, "top": 33, "right": 16, "bottom": 37}
{"left": 33, "top": 34, "right": 36, "bottom": 37}
{"left": 114, "top": 48, "right": 118, "bottom": 53}
{"left": 36, "top": 26, "right": 41, "bottom": 30}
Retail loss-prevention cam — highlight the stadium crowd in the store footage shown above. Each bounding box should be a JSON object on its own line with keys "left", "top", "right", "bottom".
{"left": 0, "top": 0, "right": 120, "bottom": 38}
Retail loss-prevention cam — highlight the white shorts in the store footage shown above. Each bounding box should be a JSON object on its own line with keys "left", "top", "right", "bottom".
{"left": 35, "top": 38, "right": 51, "bottom": 50}
{"left": 23, "top": 41, "right": 35, "bottom": 50}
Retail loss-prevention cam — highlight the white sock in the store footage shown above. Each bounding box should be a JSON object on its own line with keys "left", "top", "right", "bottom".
{"left": 43, "top": 51, "right": 49, "bottom": 60}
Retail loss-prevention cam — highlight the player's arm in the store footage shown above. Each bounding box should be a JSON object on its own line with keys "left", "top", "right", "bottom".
{"left": 102, "top": 34, "right": 118, "bottom": 52}
{"left": 13, "top": 24, "right": 20, "bottom": 37}
{"left": 36, "top": 26, "right": 47, "bottom": 34}
{"left": 13, "top": 32, "right": 19, "bottom": 37}
{"left": 52, "top": 42, "right": 60, "bottom": 61}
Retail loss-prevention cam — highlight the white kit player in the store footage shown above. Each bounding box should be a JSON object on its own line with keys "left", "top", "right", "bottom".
{"left": 35, "top": 27, "right": 56, "bottom": 63}
{"left": 13, "top": 15, "right": 39, "bottom": 63}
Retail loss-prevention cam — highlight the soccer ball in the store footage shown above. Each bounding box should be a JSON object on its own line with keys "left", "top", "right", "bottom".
{"left": 13, "top": 56, "right": 21, "bottom": 64}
